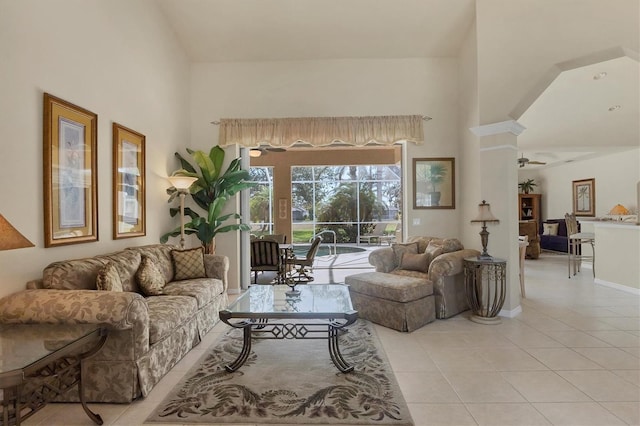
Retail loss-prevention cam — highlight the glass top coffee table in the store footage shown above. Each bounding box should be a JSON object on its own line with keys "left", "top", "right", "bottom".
{"left": 219, "top": 284, "right": 358, "bottom": 373}
{"left": 0, "top": 323, "right": 107, "bottom": 425}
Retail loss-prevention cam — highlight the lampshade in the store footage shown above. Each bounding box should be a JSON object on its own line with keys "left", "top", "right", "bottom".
{"left": 609, "top": 204, "right": 629, "bottom": 215}
{"left": 249, "top": 149, "right": 262, "bottom": 158}
{"left": 0, "top": 214, "right": 34, "bottom": 251}
{"left": 168, "top": 175, "right": 198, "bottom": 190}
{"left": 470, "top": 200, "right": 499, "bottom": 223}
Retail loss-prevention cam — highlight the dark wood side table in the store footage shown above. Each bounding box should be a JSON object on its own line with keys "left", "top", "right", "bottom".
{"left": 463, "top": 257, "right": 507, "bottom": 324}
{"left": 0, "top": 324, "right": 108, "bottom": 425}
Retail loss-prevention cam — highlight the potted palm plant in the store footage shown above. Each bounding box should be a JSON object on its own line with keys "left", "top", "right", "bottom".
{"left": 161, "top": 146, "right": 255, "bottom": 253}
{"left": 518, "top": 179, "right": 537, "bottom": 194}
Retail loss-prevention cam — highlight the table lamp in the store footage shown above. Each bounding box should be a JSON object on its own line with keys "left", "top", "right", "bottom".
{"left": 609, "top": 204, "right": 629, "bottom": 216}
{"left": 168, "top": 175, "right": 198, "bottom": 249}
{"left": 0, "top": 214, "right": 34, "bottom": 251}
{"left": 470, "top": 200, "right": 499, "bottom": 259}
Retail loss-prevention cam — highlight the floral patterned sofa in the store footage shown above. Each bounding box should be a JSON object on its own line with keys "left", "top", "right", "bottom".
{"left": 346, "top": 236, "right": 479, "bottom": 331}
{"left": 0, "top": 244, "right": 229, "bottom": 403}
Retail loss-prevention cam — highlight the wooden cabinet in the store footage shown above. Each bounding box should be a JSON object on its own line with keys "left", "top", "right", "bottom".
{"left": 519, "top": 193, "right": 541, "bottom": 222}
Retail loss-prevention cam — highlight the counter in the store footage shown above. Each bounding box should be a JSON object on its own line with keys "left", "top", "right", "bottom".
{"left": 592, "top": 222, "right": 640, "bottom": 293}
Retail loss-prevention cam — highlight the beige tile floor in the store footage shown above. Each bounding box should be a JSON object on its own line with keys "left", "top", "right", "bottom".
{"left": 23, "top": 251, "right": 640, "bottom": 425}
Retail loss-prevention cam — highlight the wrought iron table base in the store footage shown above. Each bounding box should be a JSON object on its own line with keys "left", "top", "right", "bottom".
{"left": 220, "top": 313, "right": 358, "bottom": 373}
{"left": 464, "top": 257, "right": 507, "bottom": 325}
{"left": 1, "top": 329, "right": 107, "bottom": 426}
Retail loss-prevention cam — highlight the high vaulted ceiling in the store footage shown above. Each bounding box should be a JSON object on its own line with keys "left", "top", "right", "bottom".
{"left": 156, "top": 1, "right": 639, "bottom": 168}
{"left": 156, "top": 0, "right": 476, "bottom": 62}
{"left": 516, "top": 53, "right": 639, "bottom": 169}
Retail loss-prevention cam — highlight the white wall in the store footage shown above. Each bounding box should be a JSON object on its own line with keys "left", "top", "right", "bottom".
{"left": 458, "top": 20, "right": 482, "bottom": 252}
{"left": 523, "top": 148, "right": 640, "bottom": 220}
{"left": 190, "top": 58, "right": 462, "bottom": 288}
{"left": 0, "top": 0, "right": 191, "bottom": 297}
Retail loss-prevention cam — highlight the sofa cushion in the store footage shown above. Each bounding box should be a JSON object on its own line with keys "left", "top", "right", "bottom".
{"left": 397, "top": 252, "right": 430, "bottom": 273}
{"left": 425, "top": 240, "right": 445, "bottom": 264}
{"left": 136, "top": 256, "right": 166, "bottom": 296}
{"left": 391, "top": 242, "right": 419, "bottom": 266}
{"left": 346, "top": 271, "right": 433, "bottom": 303}
{"left": 539, "top": 219, "right": 571, "bottom": 237}
{"left": 162, "top": 278, "right": 223, "bottom": 308}
{"left": 96, "top": 262, "right": 123, "bottom": 292}
{"left": 542, "top": 223, "right": 559, "bottom": 236}
{"left": 405, "top": 236, "right": 437, "bottom": 253}
{"left": 127, "top": 244, "right": 176, "bottom": 284}
{"left": 390, "top": 269, "right": 430, "bottom": 280}
{"left": 172, "top": 248, "right": 206, "bottom": 281}
{"left": 97, "top": 250, "right": 141, "bottom": 292}
{"left": 43, "top": 257, "right": 106, "bottom": 290}
{"left": 146, "top": 295, "right": 198, "bottom": 344}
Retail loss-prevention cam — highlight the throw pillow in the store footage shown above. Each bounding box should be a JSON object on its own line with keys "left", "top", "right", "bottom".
{"left": 136, "top": 255, "right": 165, "bottom": 296}
{"left": 96, "top": 262, "right": 123, "bottom": 292}
{"left": 542, "top": 223, "right": 559, "bottom": 236}
{"left": 398, "top": 252, "right": 430, "bottom": 273}
{"left": 172, "top": 247, "right": 206, "bottom": 281}
{"left": 391, "top": 242, "right": 419, "bottom": 266}
{"left": 425, "top": 240, "right": 445, "bottom": 264}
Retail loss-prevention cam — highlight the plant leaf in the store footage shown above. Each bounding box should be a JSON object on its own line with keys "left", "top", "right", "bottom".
{"left": 209, "top": 146, "right": 225, "bottom": 180}
{"left": 174, "top": 152, "right": 197, "bottom": 174}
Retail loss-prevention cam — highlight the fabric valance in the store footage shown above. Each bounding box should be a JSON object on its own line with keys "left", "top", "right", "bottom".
{"left": 218, "top": 115, "right": 424, "bottom": 148}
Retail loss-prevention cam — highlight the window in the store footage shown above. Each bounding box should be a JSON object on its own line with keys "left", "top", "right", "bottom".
{"left": 291, "top": 165, "right": 401, "bottom": 243}
{"left": 248, "top": 167, "right": 274, "bottom": 236}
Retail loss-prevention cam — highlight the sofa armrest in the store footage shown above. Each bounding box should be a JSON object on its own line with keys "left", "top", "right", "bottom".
{"left": 368, "top": 247, "right": 396, "bottom": 273}
{"left": 204, "top": 254, "right": 229, "bottom": 292}
{"left": 0, "top": 289, "right": 150, "bottom": 353}
{"left": 428, "top": 249, "right": 480, "bottom": 280}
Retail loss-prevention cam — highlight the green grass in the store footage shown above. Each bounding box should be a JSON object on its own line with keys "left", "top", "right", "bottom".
{"left": 292, "top": 230, "right": 314, "bottom": 243}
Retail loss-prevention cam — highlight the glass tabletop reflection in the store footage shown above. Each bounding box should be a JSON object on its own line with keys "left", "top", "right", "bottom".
{"left": 227, "top": 284, "right": 353, "bottom": 317}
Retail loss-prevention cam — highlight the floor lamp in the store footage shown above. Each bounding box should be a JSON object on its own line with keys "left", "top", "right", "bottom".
{"left": 167, "top": 176, "right": 198, "bottom": 249}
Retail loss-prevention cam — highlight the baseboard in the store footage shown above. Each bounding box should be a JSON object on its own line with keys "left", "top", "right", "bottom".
{"left": 227, "top": 288, "right": 241, "bottom": 295}
{"left": 499, "top": 304, "right": 522, "bottom": 318}
{"left": 594, "top": 278, "right": 640, "bottom": 295}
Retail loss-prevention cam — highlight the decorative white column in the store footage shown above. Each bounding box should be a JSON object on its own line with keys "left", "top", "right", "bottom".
{"left": 470, "top": 120, "right": 525, "bottom": 317}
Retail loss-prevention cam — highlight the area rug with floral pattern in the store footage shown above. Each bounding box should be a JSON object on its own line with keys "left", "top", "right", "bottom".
{"left": 146, "top": 319, "right": 413, "bottom": 425}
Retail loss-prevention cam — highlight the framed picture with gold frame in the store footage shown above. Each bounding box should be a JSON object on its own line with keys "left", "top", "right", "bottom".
{"left": 112, "top": 123, "right": 146, "bottom": 239}
{"left": 43, "top": 93, "right": 98, "bottom": 247}
{"left": 413, "top": 157, "right": 455, "bottom": 209}
{"left": 572, "top": 178, "right": 595, "bottom": 217}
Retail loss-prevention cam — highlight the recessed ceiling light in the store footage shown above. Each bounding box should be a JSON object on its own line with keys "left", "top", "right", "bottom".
{"left": 608, "top": 105, "right": 621, "bottom": 111}
{"left": 593, "top": 72, "right": 607, "bottom": 80}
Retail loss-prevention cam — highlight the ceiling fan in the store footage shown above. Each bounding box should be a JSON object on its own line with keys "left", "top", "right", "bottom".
{"left": 249, "top": 146, "right": 286, "bottom": 157}
{"left": 517, "top": 154, "right": 546, "bottom": 168}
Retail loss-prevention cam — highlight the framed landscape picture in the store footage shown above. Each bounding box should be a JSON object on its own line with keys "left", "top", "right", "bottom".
{"left": 43, "top": 93, "right": 98, "bottom": 247}
{"left": 413, "top": 158, "right": 455, "bottom": 209}
{"left": 572, "top": 178, "right": 595, "bottom": 217}
{"left": 112, "top": 123, "right": 146, "bottom": 239}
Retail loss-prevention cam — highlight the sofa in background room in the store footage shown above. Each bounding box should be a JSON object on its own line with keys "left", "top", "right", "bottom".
{"left": 539, "top": 218, "right": 579, "bottom": 253}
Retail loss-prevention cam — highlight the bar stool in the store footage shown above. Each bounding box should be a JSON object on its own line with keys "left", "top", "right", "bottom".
{"left": 518, "top": 235, "right": 529, "bottom": 297}
{"left": 565, "top": 213, "right": 595, "bottom": 278}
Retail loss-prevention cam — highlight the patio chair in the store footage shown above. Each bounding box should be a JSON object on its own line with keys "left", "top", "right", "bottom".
{"left": 250, "top": 240, "right": 282, "bottom": 284}
{"left": 286, "top": 236, "right": 322, "bottom": 281}
{"left": 358, "top": 223, "right": 389, "bottom": 245}
{"left": 378, "top": 223, "right": 398, "bottom": 245}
